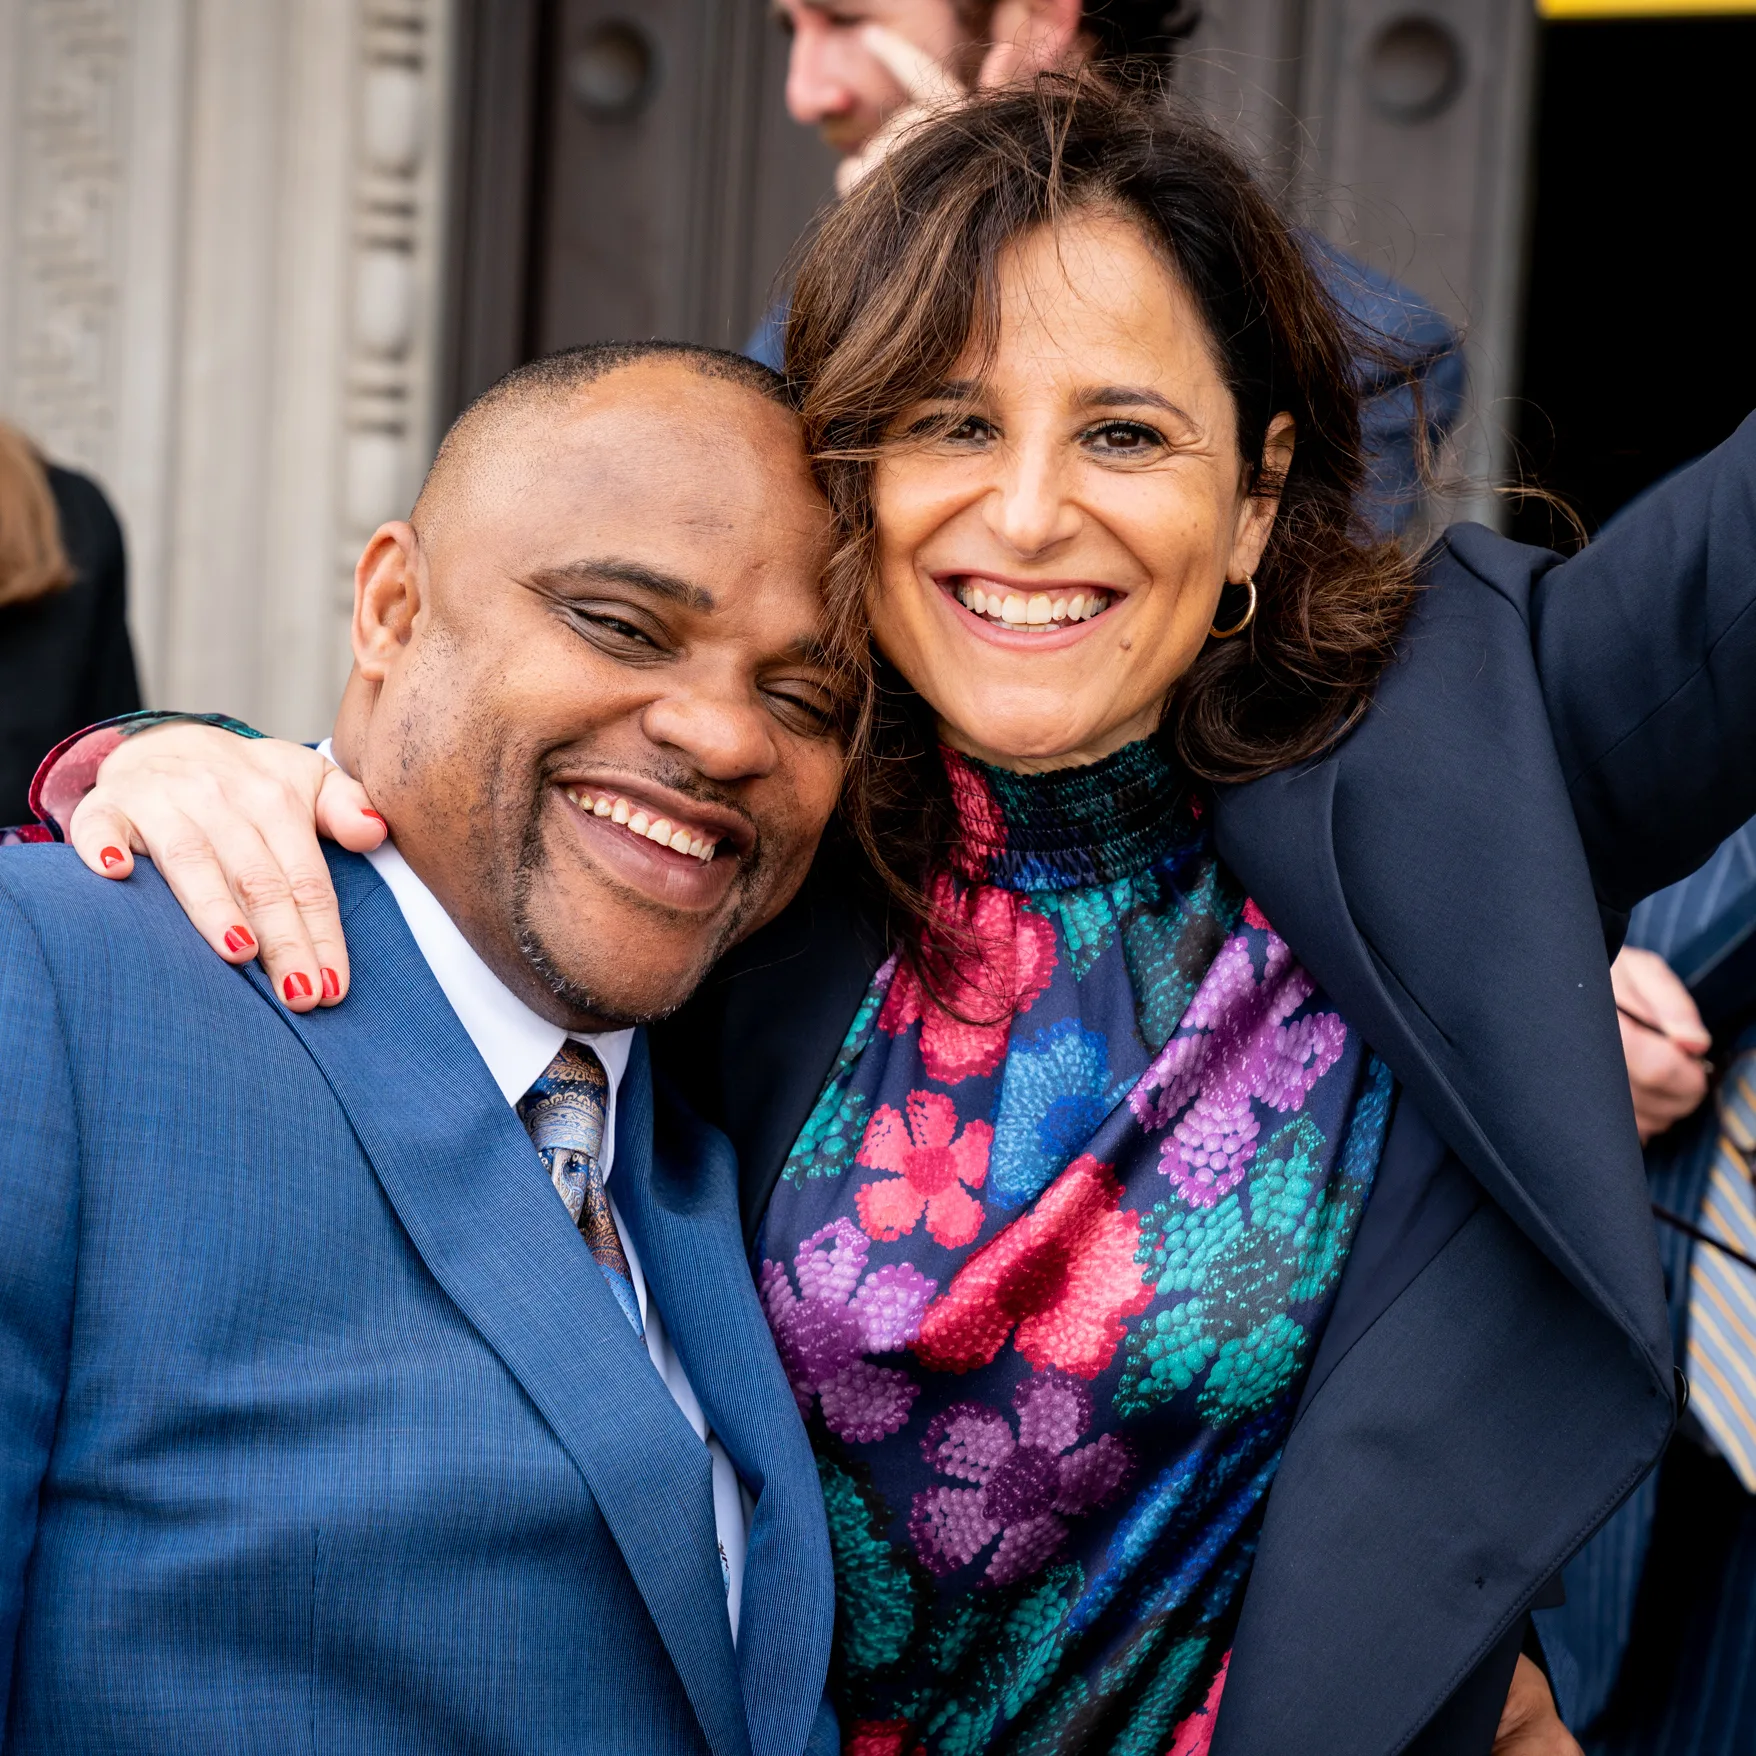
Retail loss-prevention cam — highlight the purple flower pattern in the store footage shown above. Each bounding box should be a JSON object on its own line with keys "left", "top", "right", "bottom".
{"left": 1129, "top": 932, "right": 1346, "bottom": 1208}
{"left": 908, "top": 1370, "right": 1135, "bottom": 1584}
{"left": 759, "top": 1220, "right": 936, "bottom": 1443}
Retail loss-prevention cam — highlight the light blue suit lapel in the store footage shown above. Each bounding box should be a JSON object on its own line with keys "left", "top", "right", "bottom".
{"left": 251, "top": 851, "right": 749, "bottom": 1756}
{"left": 614, "top": 1058, "right": 836, "bottom": 1756}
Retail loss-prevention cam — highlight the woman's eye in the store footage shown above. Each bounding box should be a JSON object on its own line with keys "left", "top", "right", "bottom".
{"left": 1083, "top": 421, "right": 1165, "bottom": 455}
{"left": 903, "top": 411, "right": 994, "bottom": 447}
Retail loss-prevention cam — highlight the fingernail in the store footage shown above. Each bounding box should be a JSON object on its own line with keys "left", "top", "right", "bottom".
{"left": 100, "top": 846, "right": 126, "bottom": 870}
{"left": 321, "top": 967, "right": 340, "bottom": 1000}
{"left": 361, "top": 809, "right": 386, "bottom": 827}
{"left": 225, "top": 925, "right": 256, "bottom": 954}
{"left": 283, "top": 972, "right": 314, "bottom": 1001}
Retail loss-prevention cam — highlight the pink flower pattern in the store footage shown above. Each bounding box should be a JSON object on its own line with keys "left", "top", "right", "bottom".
{"left": 759, "top": 1221, "right": 936, "bottom": 1443}
{"left": 1129, "top": 929, "right": 1345, "bottom": 1208}
{"left": 909, "top": 1369, "right": 1134, "bottom": 1584}
{"left": 856, "top": 1090, "right": 992, "bottom": 1248}
{"left": 877, "top": 881, "right": 1057, "bottom": 1084}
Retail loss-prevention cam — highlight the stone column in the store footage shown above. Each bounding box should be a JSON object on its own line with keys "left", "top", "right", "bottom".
{"left": 0, "top": 0, "right": 453, "bottom": 739}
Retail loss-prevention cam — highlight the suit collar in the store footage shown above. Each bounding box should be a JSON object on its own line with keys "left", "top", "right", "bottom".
{"left": 614, "top": 1065, "right": 836, "bottom": 1756}
{"left": 1213, "top": 752, "right": 1669, "bottom": 1371}
{"left": 256, "top": 851, "right": 750, "bottom": 1756}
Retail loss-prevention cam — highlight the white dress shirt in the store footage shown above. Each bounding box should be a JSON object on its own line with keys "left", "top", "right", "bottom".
{"left": 326, "top": 754, "right": 749, "bottom": 1637}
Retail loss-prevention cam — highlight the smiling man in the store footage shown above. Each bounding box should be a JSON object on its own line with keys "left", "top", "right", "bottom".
{"left": 0, "top": 343, "right": 844, "bottom": 1755}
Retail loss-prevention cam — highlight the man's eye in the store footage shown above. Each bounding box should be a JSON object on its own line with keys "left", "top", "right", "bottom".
{"left": 767, "top": 685, "right": 842, "bottom": 737}
{"left": 575, "top": 609, "right": 663, "bottom": 651}
{"left": 1083, "top": 420, "right": 1165, "bottom": 454}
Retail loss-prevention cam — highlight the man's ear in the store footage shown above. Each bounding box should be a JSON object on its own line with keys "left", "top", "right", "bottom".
{"left": 978, "top": 0, "right": 1085, "bottom": 88}
{"left": 352, "top": 520, "right": 424, "bottom": 683}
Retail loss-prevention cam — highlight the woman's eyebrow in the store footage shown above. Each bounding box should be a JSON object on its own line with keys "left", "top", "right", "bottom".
{"left": 919, "top": 379, "right": 981, "bottom": 402}
{"left": 1076, "top": 385, "right": 1193, "bottom": 421}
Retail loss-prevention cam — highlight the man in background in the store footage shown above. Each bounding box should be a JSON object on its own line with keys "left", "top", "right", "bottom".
{"left": 756, "top": 0, "right": 1464, "bottom": 537}
{"left": 1541, "top": 822, "right": 1756, "bottom": 1754}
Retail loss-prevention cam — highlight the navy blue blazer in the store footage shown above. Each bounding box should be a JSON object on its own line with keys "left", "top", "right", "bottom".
{"left": 0, "top": 848, "right": 835, "bottom": 1755}
{"left": 655, "top": 412, "right": 1756, "bottom": 1754}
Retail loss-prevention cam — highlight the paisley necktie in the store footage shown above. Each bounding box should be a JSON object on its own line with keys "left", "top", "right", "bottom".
{"left": 519, "top": 1042, "right": 643, "bottom": 1335}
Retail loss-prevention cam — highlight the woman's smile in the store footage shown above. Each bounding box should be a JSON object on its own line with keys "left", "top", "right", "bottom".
{"left": 934, "top": 568, "right": 1123, "bottom": 646}
{"left": 939, "top": 573, "right": 1117, "bottom": 634}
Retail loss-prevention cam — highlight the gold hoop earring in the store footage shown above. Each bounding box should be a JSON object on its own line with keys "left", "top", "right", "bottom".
{"left": 1209, "top": 576, "right": 1257, "bottom": 640}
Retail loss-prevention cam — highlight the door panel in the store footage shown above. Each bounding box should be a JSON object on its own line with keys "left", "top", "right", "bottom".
{"left": 529, "top": 0, "right": 835, "bottom": 354}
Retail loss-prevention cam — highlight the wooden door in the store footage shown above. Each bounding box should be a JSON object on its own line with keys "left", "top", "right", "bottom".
{"left": 442, "top": 0, "right": 837, "bottom": 417}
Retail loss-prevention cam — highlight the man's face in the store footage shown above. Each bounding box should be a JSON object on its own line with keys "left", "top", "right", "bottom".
{"left": 353, "top": 363, "right": 843, "bottom": 1031}
{"left": 776, "top": 0, "right": 977, "bottom": 154}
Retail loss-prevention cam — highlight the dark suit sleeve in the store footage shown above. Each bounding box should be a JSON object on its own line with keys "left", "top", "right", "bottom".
{"left": 0, "top": 878, "right": 80, "bottom": 1714}
{"left": 1531, "top": 410, "right": 1756, "bottom": 913}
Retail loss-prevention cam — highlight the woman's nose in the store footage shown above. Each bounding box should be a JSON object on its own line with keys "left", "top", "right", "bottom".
{"left": 984, "top": 442, "right": 1080, "bottom": 557}
{"left": 641, "top": 690, "right": 779, "bottom": 784}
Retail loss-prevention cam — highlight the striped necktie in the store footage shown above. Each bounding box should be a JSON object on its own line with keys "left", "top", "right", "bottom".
{"left": 519, "top": 1042, "right": 643, "bottom": 1335}
{"left": 1684, "top": 1051, "right": 1756, "bottom": 1491}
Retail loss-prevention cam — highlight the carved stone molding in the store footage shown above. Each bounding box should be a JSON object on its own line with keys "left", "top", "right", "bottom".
{"left": 1, "top": 0, "right": 132, "bottom": 481}
{"left": 340, "top": 0, "right": 449, "bottom": 564}
{"left": 1, "top": 0, "right": 452, "bottom": 733}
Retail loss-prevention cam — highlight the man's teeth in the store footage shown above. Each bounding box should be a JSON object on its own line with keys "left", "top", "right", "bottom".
{"left": 564, "top": 789, "right": 720, "bottom": 862}
{"left": 955, "top": 582, "right": 1112, "bottom": 630}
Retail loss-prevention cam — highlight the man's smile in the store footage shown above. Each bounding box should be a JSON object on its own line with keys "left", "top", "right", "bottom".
{"left": 553, "top": 777, "right": 752, "bottom": 916}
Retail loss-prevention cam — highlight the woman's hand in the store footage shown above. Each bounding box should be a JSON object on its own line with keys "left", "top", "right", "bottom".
{"left": 1492, "top": 1655, "right": 1581, "bottom": 1755}
{"left": 66, "top": 723, "right": 386, "bottom": 1010}
{"left": 1612, "top": 945, "right": 1713, "bottom": 1142}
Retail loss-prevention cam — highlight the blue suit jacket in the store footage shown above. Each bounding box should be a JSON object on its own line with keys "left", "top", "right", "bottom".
{"left": 0, "top": 848, "right": 835, "bottom": 1754}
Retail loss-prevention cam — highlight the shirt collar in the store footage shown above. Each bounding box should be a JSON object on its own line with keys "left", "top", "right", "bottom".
{"left": 317, "top": 742, "right": 633, "bottom": 1153}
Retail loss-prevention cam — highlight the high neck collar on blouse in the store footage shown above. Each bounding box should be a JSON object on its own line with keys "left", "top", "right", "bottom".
{"left": 943, "top": 737, "right": 1205, "bottom": 893}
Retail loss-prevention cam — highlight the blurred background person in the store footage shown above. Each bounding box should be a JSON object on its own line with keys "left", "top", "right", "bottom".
{"left": 752, "top": 0, "right": 1462, "bottom": 537}
{"left": 1542, "top": 821, "right": 1756, "bottom": 1754}
{"left": 0, "top": 425, "right": 139, "bottom": 831}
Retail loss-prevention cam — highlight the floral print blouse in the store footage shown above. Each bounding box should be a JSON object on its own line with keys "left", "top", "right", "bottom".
{"left": 759, "top": 738, "right": 1394, "bottom": 1756}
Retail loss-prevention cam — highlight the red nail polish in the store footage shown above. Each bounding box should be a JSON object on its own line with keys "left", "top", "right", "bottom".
{"left": 100, "top": 846, "right": 125, "bottom": 870}
{"left": 321, "top": 968, "right": 340, "bottom": 999}
{"left": 361, "top": 809, "right": 386, "bottom": 827}
{"left": 224, "top": 926, "right": 256, "bottom": 954}
{"left": 283, "top": 972, "right": 313, "bottom": 1001}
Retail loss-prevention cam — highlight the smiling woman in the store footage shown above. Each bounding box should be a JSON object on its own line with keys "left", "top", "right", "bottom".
{"left": 788, "top": 82, "right": 1418, "bottom": 950}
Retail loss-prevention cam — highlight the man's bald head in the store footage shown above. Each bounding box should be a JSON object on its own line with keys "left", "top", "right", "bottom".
{"left": 335, "top": 336, "right": 839, "bottom": 1033}
{"left": 412, "top": 342, "right": 795, "bottom": 543}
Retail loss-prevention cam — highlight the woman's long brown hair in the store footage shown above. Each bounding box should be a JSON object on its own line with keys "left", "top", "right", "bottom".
{"left": 0, "top": 423, "right": 72, "bottom": 610}
{"left": 783, "top": 75, "right": 1425, "bottom": 974}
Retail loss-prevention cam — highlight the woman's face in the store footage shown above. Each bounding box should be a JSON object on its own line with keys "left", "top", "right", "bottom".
{"left": 870, "top": 210, "right": 1294, "bottom": 771}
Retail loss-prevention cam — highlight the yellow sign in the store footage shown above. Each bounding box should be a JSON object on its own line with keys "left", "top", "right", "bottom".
{"left": 1539, "top": 0, "right": 1756, "bottom": 14}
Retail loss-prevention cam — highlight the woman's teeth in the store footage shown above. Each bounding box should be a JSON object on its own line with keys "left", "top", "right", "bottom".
{"left": 564, "top": 788, "right": 720, "bottom": 863}
{"left": 955, "top": 581, "right": 1112, "bottom": 631}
